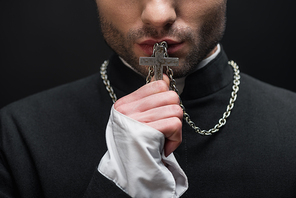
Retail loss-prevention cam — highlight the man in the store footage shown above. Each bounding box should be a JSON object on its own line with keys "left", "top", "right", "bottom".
{"left": 1, "top": 0, "right": 296, "bottom": 197}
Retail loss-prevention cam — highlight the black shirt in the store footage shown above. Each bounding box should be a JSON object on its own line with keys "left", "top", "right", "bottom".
{"left": 1, "top": 48, "right": 296, "bottom": 197}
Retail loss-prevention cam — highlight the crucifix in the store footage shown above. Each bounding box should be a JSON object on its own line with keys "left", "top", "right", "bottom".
{"left": 139, "top": 41, "right": 179, "bottom": 80}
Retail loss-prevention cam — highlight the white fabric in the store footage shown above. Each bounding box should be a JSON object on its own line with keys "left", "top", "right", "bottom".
{"left": 194, "top": 44, "right": 221, "bottom": 71}
{"left": 98, "top": 106, "right": 188, "bottom": 198}
{"left": 98, "top": 44, "right": 221, "bottom": 197}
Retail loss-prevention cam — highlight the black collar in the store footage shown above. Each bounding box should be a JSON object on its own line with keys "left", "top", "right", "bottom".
{"left": 107, "top": 47, "right": 232, "bottom": 100}
{"left": 181, "top": 48, "right": 232, "bottom": 100}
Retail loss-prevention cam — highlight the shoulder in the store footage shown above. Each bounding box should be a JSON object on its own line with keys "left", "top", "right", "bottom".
{"left": 2, "top": 73, "right": 99, "bottom": 109}
{"left": 238, "top": 73, "right": 296, "bottom": 121}
{"left": 0, "top": 73, "right": 112, "bottom": 156}
{"left": 240, "top": 73, "right": 296, "bottom": 103}
{"left": 0, "top": 73, "right": 111, "bottom": 127}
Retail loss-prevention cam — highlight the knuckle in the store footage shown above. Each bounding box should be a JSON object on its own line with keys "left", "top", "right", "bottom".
{"left": 170, "top": 105, "right": 183, "bottom": 119}
{"left": 152, "top": 80, "right": 169, "bottom": 92}
{"left": 167, "top": 91, "right": 180, "bottom": 104}
{"left": 171, "top": 119, "right": 182, "bottom": 144}
{"left": 175, "top": 136, "right": 182, "bottom": 146}
{"left": 177, "top": 107, "right": 184, "bottom": 119}
{"left": 171, "top": 117, "right": 183, "bottom": 130}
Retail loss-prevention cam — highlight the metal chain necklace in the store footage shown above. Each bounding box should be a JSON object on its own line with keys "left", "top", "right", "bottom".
{"left": 100, "top": 52, "right": 240, "bottom": 136}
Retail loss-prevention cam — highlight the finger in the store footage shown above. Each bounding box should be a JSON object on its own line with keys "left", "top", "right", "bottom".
{"left": 146, "top": 117, "right": 182, "bottom": 157}
{"left": 164, "top": 138, "right": 181, "bottom": 157}
{"left": 117, "top": 91, "right": 180, "bottom": 115}
{"left": 114, "top": 79, "right": 169, "bottom": 109}
{"left": 129, "top": 104, "right": 183, "bottom": 123}
{"left": 151, "top": 74, "right": 170, "bottom": 87}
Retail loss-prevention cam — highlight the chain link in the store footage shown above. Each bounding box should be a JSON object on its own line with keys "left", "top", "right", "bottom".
{"left": 100, "top": 60, "right": 117, "bottom": 103}
{"left": 176, "top": 60, "right": 240, "bottom": 135}
{"left": 100, "top": 58, "right": 240, "bottom": 136}
{"left": 146, "top": 66, "right": 154, "bottom": 84}
{"left": 144, "top": 48, "right": 240, "bottom": 135}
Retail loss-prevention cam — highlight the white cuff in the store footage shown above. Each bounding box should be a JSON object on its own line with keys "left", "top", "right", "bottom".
{"left": 98, "top": 105, "right": 188, "bottom": 198}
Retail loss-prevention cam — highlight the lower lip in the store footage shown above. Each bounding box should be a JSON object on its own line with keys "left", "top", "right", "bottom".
{"left": 137, "top": 42, "right": 185, "bottom": 56}
{"left": 167, "top": 43, "right": 185, "bottom": 55}
{"left": 138, "top": 44, "right": 154, "bottom": 56}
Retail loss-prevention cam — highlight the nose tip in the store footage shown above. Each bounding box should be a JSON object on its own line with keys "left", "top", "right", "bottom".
{"left": 141, "top": 1, "right": 176, "bottom": 29}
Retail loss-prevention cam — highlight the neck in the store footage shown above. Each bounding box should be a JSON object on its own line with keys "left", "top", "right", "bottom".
{"left": 119, "top": 44, "right": 221, "bottom": 94}
{"left": 194, "top": 44, "right": 221, "bottom": 71}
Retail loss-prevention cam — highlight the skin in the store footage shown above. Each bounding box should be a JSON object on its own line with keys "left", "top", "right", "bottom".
{"left": 96, "top": 0, "right": 227, "bottom": 156}
{"left": 114, "top": 75, "right": 183, "bottom": 157}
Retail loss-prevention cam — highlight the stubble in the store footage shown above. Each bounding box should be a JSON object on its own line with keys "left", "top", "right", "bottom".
{"left": 98, "top": 5, "right": 226, "bottom": 78}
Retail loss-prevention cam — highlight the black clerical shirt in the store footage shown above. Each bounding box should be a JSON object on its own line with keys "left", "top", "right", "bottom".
{"left": 1, "top": 48, "right": 296, "bottom": 197}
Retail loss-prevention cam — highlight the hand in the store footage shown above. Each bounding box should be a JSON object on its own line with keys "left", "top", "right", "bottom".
{"left": 114, "top": 75, "right": 183, "bottom": 157}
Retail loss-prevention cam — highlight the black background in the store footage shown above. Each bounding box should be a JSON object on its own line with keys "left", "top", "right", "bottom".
{"left": 1, "top": 0, "right": 295, "bottom": 108}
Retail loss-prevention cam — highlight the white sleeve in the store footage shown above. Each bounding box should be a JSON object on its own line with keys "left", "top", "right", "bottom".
{"left": 98, "top": 105, "right": 188, "bottom": 198}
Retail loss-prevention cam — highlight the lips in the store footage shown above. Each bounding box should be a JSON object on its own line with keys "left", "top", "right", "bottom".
{"left": 137, "top": 39, "right": 184, "bottom": 56}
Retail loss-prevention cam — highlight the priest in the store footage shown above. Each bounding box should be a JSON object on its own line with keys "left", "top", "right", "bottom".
{"left": 1, "top": 0, "right": 296, "bottom": 197}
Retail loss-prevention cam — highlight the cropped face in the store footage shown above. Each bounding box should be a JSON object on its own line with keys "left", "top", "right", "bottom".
{"left": 96, "top": 0, "right": 227, "bottom": 78}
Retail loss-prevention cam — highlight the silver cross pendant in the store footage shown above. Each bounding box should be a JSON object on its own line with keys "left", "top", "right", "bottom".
{"left": 139, "top": 41, "right": 179, "bottom": 80}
